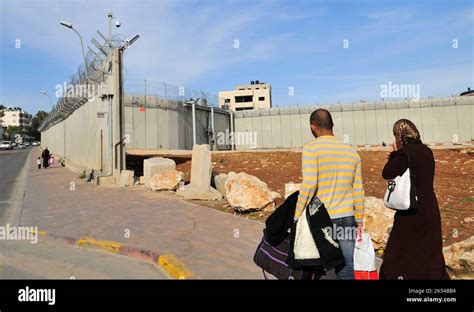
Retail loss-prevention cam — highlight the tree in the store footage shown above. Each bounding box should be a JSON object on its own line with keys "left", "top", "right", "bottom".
{"left": 6, "top": 125, "right": 25, "bottom": 139}
{"left": 28, "top": 110, "right": 48, "bottom": 140}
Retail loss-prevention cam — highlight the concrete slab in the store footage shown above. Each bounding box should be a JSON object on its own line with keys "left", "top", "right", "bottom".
{"left": 177, "top": 144, "right": 222, "bottom": 200}
{"left": 143, "top": 157, "right": 176, "bottom": 188}
{"left": 96, "top": 176, "right": 116, "bottom": 186}
{"left": 119, "top": 170, "right": 135, "bottom": 187}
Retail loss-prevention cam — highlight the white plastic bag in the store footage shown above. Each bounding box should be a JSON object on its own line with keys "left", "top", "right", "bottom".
{"left": 353, "top": 232, "right": 376, "bottom": 272}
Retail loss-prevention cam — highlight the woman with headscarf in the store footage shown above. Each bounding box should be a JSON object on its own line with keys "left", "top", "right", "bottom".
{"left": 41, "top": 147, "right": 50, "bottom": 169}
{"left": 380, "top": 119, "right": 449, "bottom": 279}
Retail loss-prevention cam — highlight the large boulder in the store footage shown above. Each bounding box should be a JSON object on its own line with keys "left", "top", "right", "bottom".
{"left": 214, "top": 173, "right": 228, "bottom": 197}
{"left": 443, "top": 236, "right": 474, "bottom": 279}
{"left": 225, "top": 171, "right": 274, "bottom": 212}
{"left": 363, "top": 196, "right": 395, "bottom": 252}
{"left": 143, "top": 157, "right": 176, "bottom": 188}
{"left": 150, "top": 169, "right": 184, "bottom": 191}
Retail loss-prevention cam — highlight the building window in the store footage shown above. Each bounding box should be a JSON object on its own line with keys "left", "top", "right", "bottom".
{"left": 235, "top": 107, "right": 254, "bottom": 111}
{"left": 235, "top": 96, "right": 253, "bottom": 103}
{"left": 258, "top": 96, "right": 265, "bottom": 101}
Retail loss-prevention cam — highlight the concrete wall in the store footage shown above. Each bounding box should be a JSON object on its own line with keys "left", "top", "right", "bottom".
{"left": 124, "top": 94, "right": 231, "bottom": 150}
{"left": 233, "top": 97, "right": 474, "bottom": 149}
{"left": 41, "top": 95, "right": 112, "bottom": 171}
{"left": 41, "top": 49, "right": 121, "bottom": 174}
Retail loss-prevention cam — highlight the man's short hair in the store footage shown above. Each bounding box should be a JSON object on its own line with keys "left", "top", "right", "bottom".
{"left": 310, "top": 109, "right": 334, "bottom": 130}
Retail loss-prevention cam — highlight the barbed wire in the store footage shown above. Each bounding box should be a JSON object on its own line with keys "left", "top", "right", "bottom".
{"left": 39, "top": 34, "right": 126, "bottom": 132}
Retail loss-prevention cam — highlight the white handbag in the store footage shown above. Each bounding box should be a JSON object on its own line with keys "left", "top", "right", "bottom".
{"left": 383, "top": 151, "right": 418, "bottom": 211}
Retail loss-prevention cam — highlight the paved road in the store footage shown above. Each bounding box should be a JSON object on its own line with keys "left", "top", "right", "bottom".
{"left": 0, "top": 148, "right": 30, "bottom": 223}
{"left": 0, "top": 237, "right": 167, "bottom": 279}
{"left": 0, "top": 148, "right": 168, "bottom": 279}
{"left": 20, "top": 148, "right": 264, "bottom": 279}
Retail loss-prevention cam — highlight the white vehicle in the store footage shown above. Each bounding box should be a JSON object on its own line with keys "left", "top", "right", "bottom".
{"left": 32, "top": 141, "right": 39, "bottom": 146}
{"left": 0, "top": 141, "right": 12, "bottom": 150}
{"left": 17, "top": 144, "right": 26, "bottom": 149}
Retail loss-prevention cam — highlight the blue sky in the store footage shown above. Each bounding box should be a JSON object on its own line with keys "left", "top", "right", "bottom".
{"left": 0, "top": 0, "right": 472, "bottom": 114}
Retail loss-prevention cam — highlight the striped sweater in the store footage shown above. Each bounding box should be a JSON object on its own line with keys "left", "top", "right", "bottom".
{"left": 295, "top": 135, "right": 365, "bottom": 223}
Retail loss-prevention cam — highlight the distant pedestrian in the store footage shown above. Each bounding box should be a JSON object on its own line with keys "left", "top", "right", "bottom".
{"left": 49, "top": 155, "right": 55, "bottom": 168}
{"left": 41, "top": 147, "right": 50, "bottom": 169}
{"left": 37, "top": 157, "right": 41, "bottom": 169}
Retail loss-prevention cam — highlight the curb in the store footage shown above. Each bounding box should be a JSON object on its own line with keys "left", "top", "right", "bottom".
{"left": 157, "top": 254, "right": 194, "bottom": 279}
{"left": 29, "top": 230, "right": 194, "bottom": 279}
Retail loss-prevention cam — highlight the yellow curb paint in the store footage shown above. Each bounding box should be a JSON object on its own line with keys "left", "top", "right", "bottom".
{"left": 157, "top": 254, "right": 193, "bottom": 279}
{"left": 29, "top": 230, "right": 47, "bottom": 237}
{"left": 76, "top": 236, "right": 121, "bottom": 254}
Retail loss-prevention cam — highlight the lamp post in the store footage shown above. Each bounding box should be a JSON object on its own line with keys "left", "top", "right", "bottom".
{"left": 60, "top": 21, "right": 89, "bottom": 84}
{"left": 40, "top": 91, "right": 53, "bottom": 110}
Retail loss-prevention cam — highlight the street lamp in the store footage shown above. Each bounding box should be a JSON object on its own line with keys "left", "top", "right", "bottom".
{"left": 60, "top": 20, "right": 89, "bottom": 84}
{"left": 40, "top": 91, "right": 53, "bottom": 110}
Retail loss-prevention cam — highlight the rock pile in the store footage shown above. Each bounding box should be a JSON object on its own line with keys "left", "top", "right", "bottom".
{"left": 363, "top": 196, "right": 395, "bottom": 252}
{"left": 443, "top": 236, "right": 474, "bottom": 279}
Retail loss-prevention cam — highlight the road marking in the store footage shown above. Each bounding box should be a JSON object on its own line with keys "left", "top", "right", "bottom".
{"left": 157, "top": 254, "right": 193, "bottom": 279}
{"left": 29, "top": 229, "right": 47, "bottom": 237}
{"left": 76, "top": 237, "right": 121, "bottom": 254}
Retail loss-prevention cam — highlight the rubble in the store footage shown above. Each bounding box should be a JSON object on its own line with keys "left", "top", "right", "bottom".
{"left": 150, "top": 169, "right": 184, "bottom": 191}
{"left": 225, "top": 171, "right": 274, "bottom": 212}
{"left": 443, "top": 236, "right": 474, "bottom": 279}
{"left": 143, "top": 157, "right": 176, "bottom": 188}
{"left": 363, "top": 196, "right": 395, "bottom": 252}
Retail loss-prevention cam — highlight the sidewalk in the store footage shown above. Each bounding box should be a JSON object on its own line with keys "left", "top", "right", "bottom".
{"left": 19, "top": 148, "right": 264, "bottom": 279}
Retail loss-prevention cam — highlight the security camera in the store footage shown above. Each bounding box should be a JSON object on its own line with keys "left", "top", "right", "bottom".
{"left": 115, "top": 20, "right": 121, "bottom": 28}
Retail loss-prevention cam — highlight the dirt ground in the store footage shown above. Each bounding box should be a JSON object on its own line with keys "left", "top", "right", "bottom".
{"left": 127, "top": 147, "right": 474, "bottom": 247}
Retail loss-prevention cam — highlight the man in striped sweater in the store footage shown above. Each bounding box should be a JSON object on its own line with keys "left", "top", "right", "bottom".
{"left": 295, "top": 109, "right": 365, "bottom": 280}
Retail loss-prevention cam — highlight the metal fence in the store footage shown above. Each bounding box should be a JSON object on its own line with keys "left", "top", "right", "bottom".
{"left": 124, "top": 79, "right": 231, "bottom": 150}
{"left": 39, "top": 33, "right": 126, "bottom": 132}
{"left": 125, "top": 78, "right": 222, "bottom": 107}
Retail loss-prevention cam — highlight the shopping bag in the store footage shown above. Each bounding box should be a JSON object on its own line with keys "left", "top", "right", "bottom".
{"left": 353, "top": 232, "right": 378, "bottom": 280}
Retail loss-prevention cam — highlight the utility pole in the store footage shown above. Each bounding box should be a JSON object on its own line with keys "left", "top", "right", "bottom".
{"left": 108, "top": 12, "right": 113, "bottom": 43}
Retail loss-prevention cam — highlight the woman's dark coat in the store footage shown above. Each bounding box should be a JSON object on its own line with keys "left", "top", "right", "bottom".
{"left": 380, "top": 140, "right": 449, "bottom": 279}
{"left": 41, "top": 148, "right": 50, "bottom": 168}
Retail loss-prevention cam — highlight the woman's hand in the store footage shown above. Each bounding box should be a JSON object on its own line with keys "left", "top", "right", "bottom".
{"left": 387, "top": 140, "right": 398, "bottom": 159}
{"left": 391, "top": 140, "right": 398, "bottom": 151}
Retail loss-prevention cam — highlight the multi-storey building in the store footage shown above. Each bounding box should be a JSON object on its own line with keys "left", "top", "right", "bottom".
{"left": 218, "top": 81, "right": 272, "bottom": 111}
